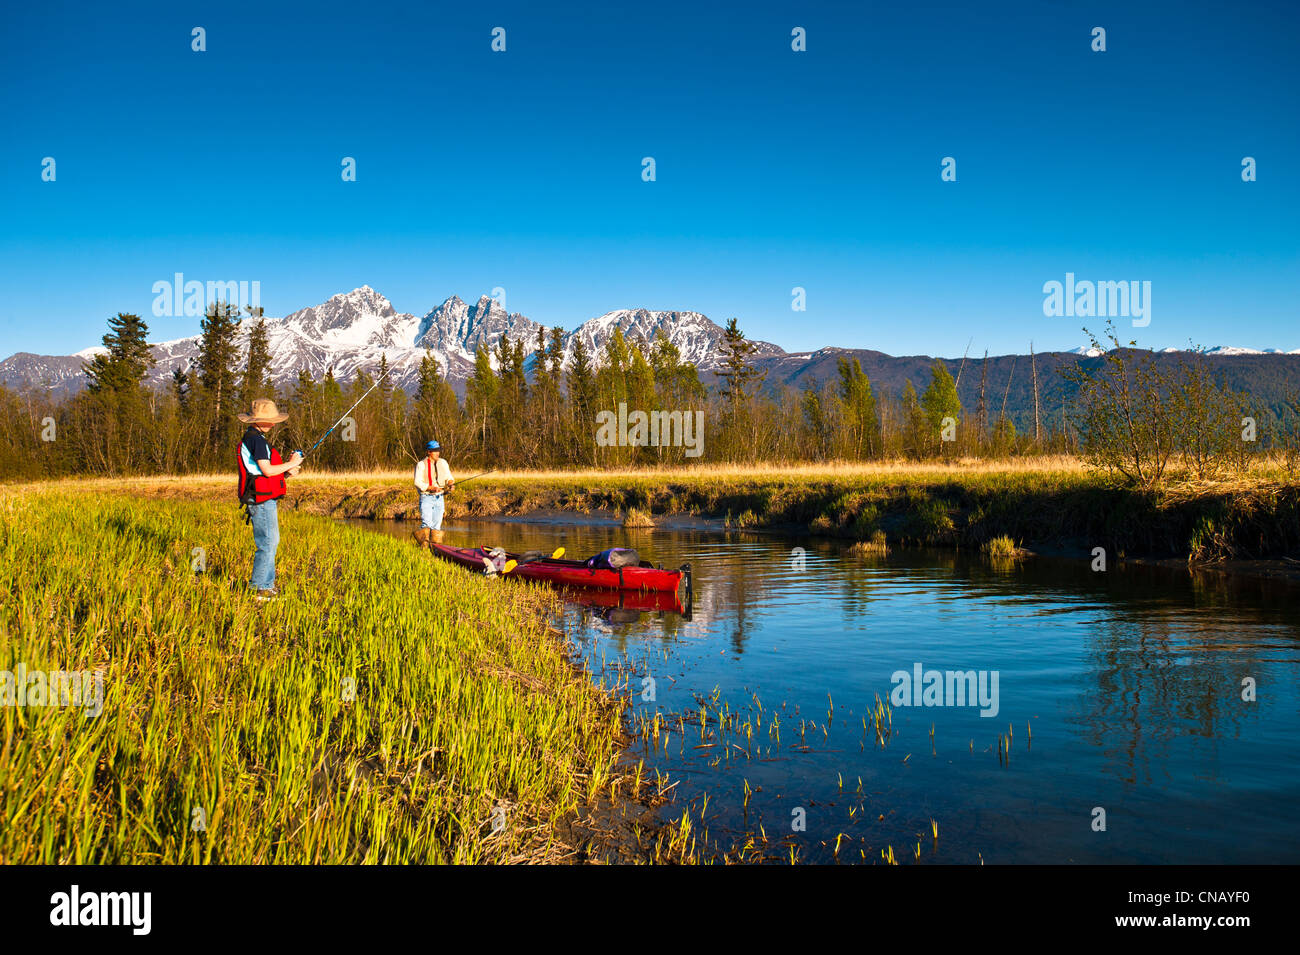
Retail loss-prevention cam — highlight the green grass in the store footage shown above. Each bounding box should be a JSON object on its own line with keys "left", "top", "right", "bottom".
{"left": 980, "top": 535, "right": 1024, "bottom": 560}
{"left": 0, "top": 489, "right": 626, "bottom": 863}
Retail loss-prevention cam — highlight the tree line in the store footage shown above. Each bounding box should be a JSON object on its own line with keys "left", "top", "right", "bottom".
{"left": 1, "top": 306, "right": 1296, "bottom": 485}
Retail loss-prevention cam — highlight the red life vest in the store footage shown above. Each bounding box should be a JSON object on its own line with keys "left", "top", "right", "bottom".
{"left": 237, "top": 440, "right": 287, "bottom": 505}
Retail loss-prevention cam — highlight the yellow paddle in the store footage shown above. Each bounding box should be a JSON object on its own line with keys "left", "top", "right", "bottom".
{"left": 487, "top": 546, "right": 562, "bottom": 575}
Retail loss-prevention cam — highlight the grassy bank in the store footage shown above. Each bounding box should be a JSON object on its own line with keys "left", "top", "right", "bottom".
{"left": 0, "top": 489, "right": 641, "bottom": 863}
{"left": 74, "top": 458, "right": 1300, "bottom": 562}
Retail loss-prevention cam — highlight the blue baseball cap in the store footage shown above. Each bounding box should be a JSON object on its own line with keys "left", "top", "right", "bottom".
{"left": 425, "top": 440, "right": 441, "bottom": 451}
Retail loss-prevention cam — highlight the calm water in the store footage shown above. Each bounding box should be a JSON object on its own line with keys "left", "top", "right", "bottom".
{"left": 354, "top": 518, "right": 1300, "bottom": 864}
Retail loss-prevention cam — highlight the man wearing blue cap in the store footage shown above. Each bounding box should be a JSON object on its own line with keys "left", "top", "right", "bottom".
{"left": 414, "top": 439, "right": 455, "bottom": 532}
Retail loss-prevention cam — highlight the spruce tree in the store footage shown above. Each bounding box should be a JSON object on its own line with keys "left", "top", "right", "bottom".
{"left": 241, "top": 317, "right": 274, "bottom": 408}
{"left": 466, "top": 346, "right": 499, "bottom": 454}
{"left": 81, "top": 312, "right": 156, "bottom": 471}
{"left": 566, "top": 337, "right": 597, "bottom": 464}
{"left": 194, "top": 300, "right": 243, "bottom": 456}
{"left": 716, "top": 318, "right": 764, "bottom": 460}
{"left": 717, "top": 318, "right": 761, "bottom": 405}
{"left": 84, "top": 312, "right": 155, "bottom": 394}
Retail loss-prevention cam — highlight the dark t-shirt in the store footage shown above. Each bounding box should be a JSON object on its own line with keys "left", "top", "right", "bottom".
{"left": 241, "top": 427, "right": 273, "bottom": 473}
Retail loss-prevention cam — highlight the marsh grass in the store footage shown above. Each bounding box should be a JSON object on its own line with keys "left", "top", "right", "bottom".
{"left": 849, "top": 531, "right": 889, "bottom": 557}
{"left": 980, "top": 535, "right": 1025, "bottom": 561}
{"left": 621, "top": 507, "right": 655, "bottom": 528}
{"left": 0, "top": 489, "right": 630, "bottom": 863}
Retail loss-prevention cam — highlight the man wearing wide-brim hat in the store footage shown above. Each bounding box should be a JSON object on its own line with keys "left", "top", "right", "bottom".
{"left": 236, "top": 399, "right": 303, "bottom": 601}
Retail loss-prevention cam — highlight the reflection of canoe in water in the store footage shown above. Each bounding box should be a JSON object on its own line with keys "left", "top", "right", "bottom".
{"left": 430, "top": 543, "right": 691, "bottom": 595}
{"left": 556, "top": 585, "right": 687, "bottom": 615}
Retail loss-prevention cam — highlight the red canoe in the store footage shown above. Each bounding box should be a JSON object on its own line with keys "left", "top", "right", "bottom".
{"left": 430, "top": 543, "right": 690, "bottom": 595}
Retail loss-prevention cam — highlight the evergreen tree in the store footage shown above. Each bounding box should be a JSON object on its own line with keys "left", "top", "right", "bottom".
{"left": 715, "top": 318, "right": 764, "bottom": 460}
{"left": 716, "top": 318, "right": 761, "bottom": 405}
{"left": 284, "top": 368, "right": 318, "bottom": 454}
{"left": 193, "top": 300, "right": 243, "bottom": 456}
{"left": 318, "top": 367, "right": 343, "bottom": 466}
{"left": 84, "top": 313, "right": 155, "bottom": 394}
{"left": 597, "top": 327, "right": 630, "bottom": 409}
{"left": 373, "top": 353, "right": 404, "bottom": 463}
{"left": 171, "top": 365, "right": 190, "bottom": 411}
{"left": 466, "top": 346, "right": 499, "bottom": 455}
{"left": 566, "top": 337, "right": 597, "bottom": 464}
{"left": 240, "top": 317, "right": 274, "bottom": 408}
{"left": 627, "top": 344, "right": 656, "bottom": 463}
{"left": 530, "top": 327, "right": 560, "bottom": 465}
{"left": 546, "top": 326, "right": 566, "bottom": 380}
{"left": 650, "top": 329, "right": 705, "bottom": 407}
{"left": 80, "top": 312, "right": 155, "bottom": 472}
{"left": 410, "top": 351, "right": 462, "bottom": 460}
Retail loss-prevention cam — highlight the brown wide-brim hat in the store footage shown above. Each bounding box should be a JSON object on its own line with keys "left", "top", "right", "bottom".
{"left": 237, "top": 398, "right": 289, "bottom": 424}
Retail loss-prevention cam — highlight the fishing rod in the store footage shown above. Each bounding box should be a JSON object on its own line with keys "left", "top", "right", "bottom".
{"left": 296, "top": 364, "right": 394, "bottom": 459}
{"left": 455, "top": 468, "right": 497, "bottom": 486}
{"left": 423, "top": 468, "right": 497, "bottom": 498}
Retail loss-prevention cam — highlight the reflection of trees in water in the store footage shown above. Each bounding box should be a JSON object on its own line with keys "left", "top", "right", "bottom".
{"left": 886, "top": 553, "right": 1278, "bottom": 790}
{"left": 1076, "top": 610, "right": 1263, "bottom": 787}
{"left": 710, "top": 571, "right": 755, "bottom": 655}
{"left": 1187, "top": 567, "right": 1300, "bottom": 621}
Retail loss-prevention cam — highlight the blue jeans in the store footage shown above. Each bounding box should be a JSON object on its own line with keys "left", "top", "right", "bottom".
{"left": 419, "top": 493, "right": 445, "bottom": 530}
{"left": 248, "top": 499, "right": 280, "bottom": 591}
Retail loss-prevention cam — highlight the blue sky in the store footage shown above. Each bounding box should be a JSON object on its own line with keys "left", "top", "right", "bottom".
{"left": 1, "top": 0, "right": 1297, "bottom": 358}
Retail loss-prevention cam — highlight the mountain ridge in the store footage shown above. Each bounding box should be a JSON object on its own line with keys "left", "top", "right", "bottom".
{"left": 3, "top": 288, "right": 1298, "bottom": 431}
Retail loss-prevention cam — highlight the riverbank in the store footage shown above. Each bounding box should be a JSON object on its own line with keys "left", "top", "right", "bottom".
{"left": 62, "top": 461, "right": 1300, "bottom": 564}
{"left": 0, "top": 488, "right": 690, "bottom": 863}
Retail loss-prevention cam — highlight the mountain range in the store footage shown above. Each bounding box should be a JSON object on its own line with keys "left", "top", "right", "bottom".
{"left": 3, "top": 286, "right": 1298, "bottom": 431}
{"left": 0, "top": 286, "right": 785, "bottom": 399}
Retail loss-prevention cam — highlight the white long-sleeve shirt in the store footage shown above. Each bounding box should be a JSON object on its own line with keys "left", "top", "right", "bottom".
{"left": 414, "top": 456, "right": 454, "bottom": 494}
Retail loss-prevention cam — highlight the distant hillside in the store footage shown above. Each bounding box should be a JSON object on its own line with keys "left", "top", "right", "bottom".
{"left": 754, "top": 348, "right": 1300, "bottom": 435}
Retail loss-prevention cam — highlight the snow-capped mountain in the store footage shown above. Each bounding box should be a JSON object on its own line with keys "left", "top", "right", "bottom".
{"left": 564, "top": 308, "right": 784, "bottom": 368}
{"left": 1203, "top": 345, "right": 1300, "bottom": 356}
{"left": 7, "top": 286, "right": 1298, "bottom": 400}
{"left": 415, "top": 294, "right": 544, "bottom": 378}
{"left": 1066, "top": 343, "right": 1300, "bottom": 358}
{"left": 0, "top": 286, "right": 786, "bottom": 397}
